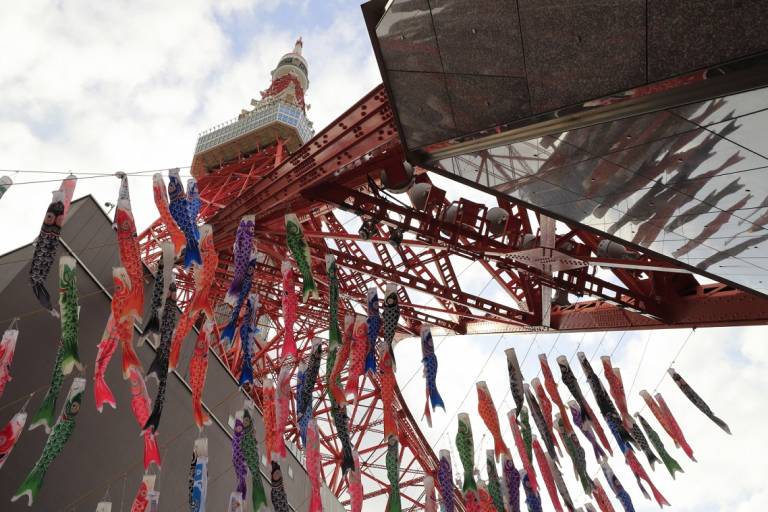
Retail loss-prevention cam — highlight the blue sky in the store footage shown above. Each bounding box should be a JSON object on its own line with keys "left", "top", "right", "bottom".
{"left": 0, "top": 2, "right": 765, "bottom": 511}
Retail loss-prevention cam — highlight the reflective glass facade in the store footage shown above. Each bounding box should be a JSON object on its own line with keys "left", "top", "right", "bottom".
{"left": 434, "top": 87, "right": 768, "bottom": 295}
{"left": 370, "top": 0, "right": 768, "bottom": 152}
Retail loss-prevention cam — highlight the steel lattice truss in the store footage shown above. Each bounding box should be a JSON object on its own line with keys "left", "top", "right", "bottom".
{"left": 137, "top": 85, "right": 768, "bottom": 510}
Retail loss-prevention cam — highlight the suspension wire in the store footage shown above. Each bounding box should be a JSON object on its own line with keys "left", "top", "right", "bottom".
{"left": 0, "top": 240, "right": 125, "bottom": 269}
{"left": 567, "top": 331, "right": 588, "bottom": 367}
{"left": 532, "top": 332, "right": 561, "bottom": 380}
{"left": 434, "top": 333, "right": 507, "bottom": 445}
{"left": 0, "top": 387, "right": 46, "bottom": 414}
{"left": 493, "top": 331, "right": 540, "bottom": 420}
{"left": 0, "top": 166, "right": 190, "bottom": 176}
{"left": 399, "top": 270, "right": 496, "bottom": 392}
{"left": 641, "top": 329, "right": 695, "bottom": 408}
{"left": 118, "top": 472, "right": 127, "bottom": 512}
{"left": 627, "top": 332, "right": 653, "bottom": 398}
{"left": 609, "top": 330, "right": 627, "bottom": 357}
{"left": 355, "top": 258, "right": 495, "bottom": 498}
{"left": 1, "top": 166, "right": 194, "bottom": 186}
{"left": 576, "top": 330, "right": 610, "bottom": 386}
{"left": 477, "top": 331, "right": 542, "bottom": 476}
{"left": 587, "top": 331, "right": 609, "bottom": 362}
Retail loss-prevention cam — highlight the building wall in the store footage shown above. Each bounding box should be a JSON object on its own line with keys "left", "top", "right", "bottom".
{"left": 0, "top": 196, "right": 342, "bottom": 511}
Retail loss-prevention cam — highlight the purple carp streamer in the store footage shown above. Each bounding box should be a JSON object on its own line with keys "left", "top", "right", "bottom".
{"left": 502, "top": 453, "right": 521, "bottom": 512}
{"left": 437, "top": 450, "right": 456, "bottom": 512}
{"left": 221, "top": 251, "right": 257, "bottom": 346}
{"left": 225, "top": 216, "right": 255, "bottom": 306}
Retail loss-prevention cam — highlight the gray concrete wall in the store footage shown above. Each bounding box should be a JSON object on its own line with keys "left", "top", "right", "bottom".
{"left": 0, "top": 196, "right": 339, "bottom": 511}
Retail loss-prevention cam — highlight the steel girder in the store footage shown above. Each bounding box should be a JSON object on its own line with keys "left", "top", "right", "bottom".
{"left": 137, "top": 84, "right": 768, "bottom": 510}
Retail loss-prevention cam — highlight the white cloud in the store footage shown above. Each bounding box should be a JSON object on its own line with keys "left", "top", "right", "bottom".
{"left": 0, "top": 0, "right": 380, "bottom": 252}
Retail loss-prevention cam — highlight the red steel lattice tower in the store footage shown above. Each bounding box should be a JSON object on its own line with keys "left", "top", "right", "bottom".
{"left": 138, "top": 40, "right": 768, "bottom": 510}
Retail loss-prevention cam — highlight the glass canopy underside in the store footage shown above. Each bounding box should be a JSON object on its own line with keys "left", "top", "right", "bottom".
{"left": 434, "top": 87, "right": 768, "bottom": 295}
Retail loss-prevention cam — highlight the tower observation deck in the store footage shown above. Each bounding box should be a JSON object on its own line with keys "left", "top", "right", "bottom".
{"left": 191, "top": 38, "right": 314, "bottom": 177}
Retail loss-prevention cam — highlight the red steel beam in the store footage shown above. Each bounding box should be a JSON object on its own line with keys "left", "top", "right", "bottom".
{"left": 136, "top": 83, "right": 768, "bottom": 511}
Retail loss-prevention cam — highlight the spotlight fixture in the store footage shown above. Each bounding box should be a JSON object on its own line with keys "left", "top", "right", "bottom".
{"left": 388, "top": 227, "right": 404, "bottom": 247}
{"left": 358, "top": 218, "right": 378, "bottom": 240}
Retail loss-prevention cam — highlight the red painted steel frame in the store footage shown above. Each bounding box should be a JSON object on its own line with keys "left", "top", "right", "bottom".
{"left": 137, "top": 85, "right": 768, "bottom": 510}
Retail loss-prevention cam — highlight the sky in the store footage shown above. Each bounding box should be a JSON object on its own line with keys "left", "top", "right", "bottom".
{"left": 0, "top": 1, "right": 765, "bottom": 511}
{"left": 0, "top": 0, "right": 381, "bottom": 252}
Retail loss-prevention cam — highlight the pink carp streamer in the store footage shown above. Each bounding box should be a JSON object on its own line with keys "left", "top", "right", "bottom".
{"left": 263, "top": 379, "right": 277, "bottom": 464}
{"left": 190, "top": 320, "right": 214, "bottom": 431}
{"left": 533, "top": 437, "right": 562, "bottom": 512}
{"left": 273, "top": 366, "right": 291, "bottom": 459}
{"left": 531, "top": 377, "right": 561, "bottom": 454}
{"left": 127, "top": 368, "right": 161, "bottom": 470}
{"left": 169, "top": 224, "right": 218, "bottom": 372}
{"left": 508, "top": 410, "right": 538, "bottom": 493}
{"left": 538, "top": 355, "right": 574, "bottom": 435}
{"left": 424, "top": 475, "right": 438, "bottom": 512}
{"left": 93, "top": 308, "right": 118, "bottom": 410}
{"left": 602, "top": 357, "right": 631, "bottom": 421}
{"left": 640, "top": 390, "right": 696, "bottom": 461}
{"left": 655, "top": 392, "right": 696, "bottom": 462}
{"left": 344, "top": 315, "right": 368, "bottom": 401}
{"left": 625, "top": 448, "right": 669, "bottom": 507}
{"left": 306, "top": 419, "right": 323, "bottom": 512}
{"left": 152, "top": 174, "right": 185, "bottom": 257}
{"left": 329, "top": 314, "right": 354, "bottom": 405}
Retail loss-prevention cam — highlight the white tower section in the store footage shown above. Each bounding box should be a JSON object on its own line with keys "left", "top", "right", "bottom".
{"left": 192, "top": 38, "right": 314, "bottom": 176}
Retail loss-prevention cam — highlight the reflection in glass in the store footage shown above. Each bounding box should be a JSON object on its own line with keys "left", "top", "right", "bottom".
{"left": 435, "top": 87, "right": 768, "bottom": 294}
